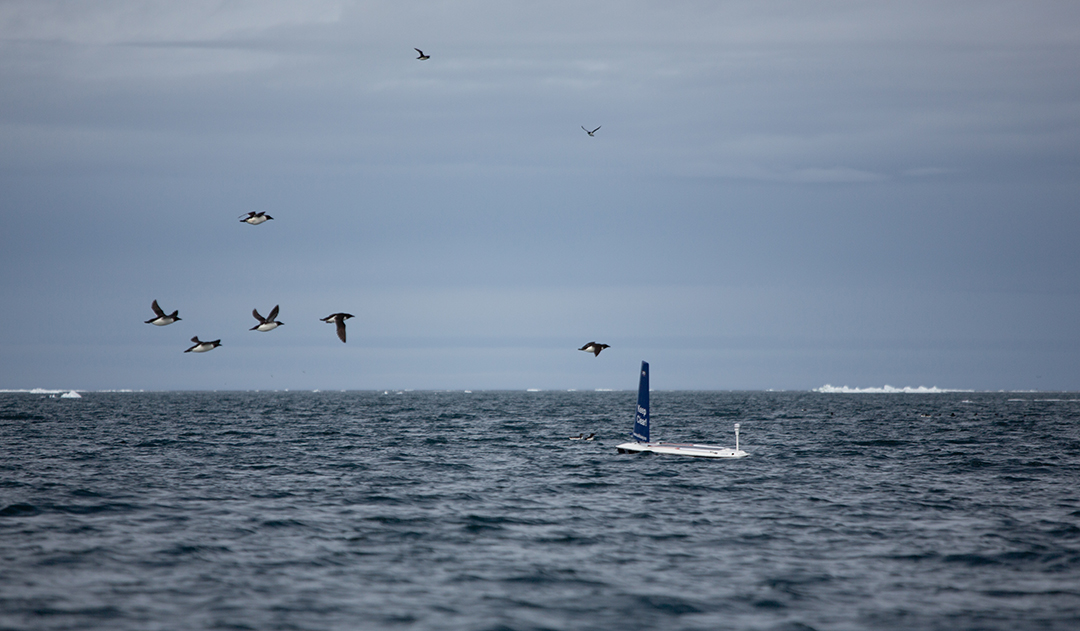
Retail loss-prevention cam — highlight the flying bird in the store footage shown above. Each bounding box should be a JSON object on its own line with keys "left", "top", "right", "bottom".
{"left": 145, "top": 300, "right": 180, "bottom": 326}
{"left": 321, "top": 313, "right": 354, "bottom": 343}
{"left": 250, "top": 305, "right": 283, "bottom": 332}
{"left": 240, "top": 211, "right": 274, "bottom": 225}
{"left": 184, "top": 336, "right": 221, "bottom": 353}
{"left": 414, "top": 48, "right": 430, "bottom": 60}
{"left": 578, "top": 341, "right": 609, "bottom": 357}
{"left": 581, "top": 126, "right": 601, "bottom": 137}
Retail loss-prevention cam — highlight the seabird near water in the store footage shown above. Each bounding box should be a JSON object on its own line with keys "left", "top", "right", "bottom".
{"left": 414, "top": 48, "right": 430, "bottom": 60}
{"left": 582, "top": 126, "right": 601, "bottom": 137}
{"left": 145, "top": 300, "right": 180, "bottom": 326}
{"left": 578, "top": 341, "right": 610, "bottom": 357}
{"left": 184, "top": 336, "right": 221, "bottom": 353}
{"left": 250, "top": 305, "right": 283, "bottom": 332}
{"left": 321, "top": 313, "right": 354, "bottom": 343}
{"left": 240, "top": 211, "right": 273, "bottom": 225}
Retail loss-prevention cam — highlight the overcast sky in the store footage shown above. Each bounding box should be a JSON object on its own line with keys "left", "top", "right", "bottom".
{"left": 2, "top": 1, "right": 1079, "bottom": 391}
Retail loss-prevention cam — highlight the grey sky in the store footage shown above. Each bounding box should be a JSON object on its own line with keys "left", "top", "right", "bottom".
{"left": 2, "top": 1, "right": 1079, "bottom": 391}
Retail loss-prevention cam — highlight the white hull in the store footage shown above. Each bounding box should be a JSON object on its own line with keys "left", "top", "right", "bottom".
{"left": 615, "top": 441, "right": 747, "bottom": 459}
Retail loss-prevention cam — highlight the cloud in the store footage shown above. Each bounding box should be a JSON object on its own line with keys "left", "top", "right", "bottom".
{"left": 0, "top": 1, "right": 345, "bottom": 45}
{"left": 902, "top": 167, "right": 954, "bottom": 178}
{"left": 790, "top": 167, "right": 886, "bottom": 183}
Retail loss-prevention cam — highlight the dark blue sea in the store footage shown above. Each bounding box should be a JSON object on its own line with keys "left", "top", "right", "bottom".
{"left": 2, "top": 391, "right": 1079, "bottom": 630}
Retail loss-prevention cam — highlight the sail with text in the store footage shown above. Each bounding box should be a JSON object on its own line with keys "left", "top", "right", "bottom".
{"left": 632, "top": 361, "right": 650, "bottom": 442}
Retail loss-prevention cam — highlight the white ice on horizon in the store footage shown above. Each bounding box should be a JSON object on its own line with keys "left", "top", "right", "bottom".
{"left": 814, "top": 384, "right": 973, "bottom": 393}
{"left": 0, "top": 389, "right": 141, "bottom": 394}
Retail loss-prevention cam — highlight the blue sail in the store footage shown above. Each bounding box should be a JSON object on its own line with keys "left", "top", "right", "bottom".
{"left": 632, "top": 361, "right": 650, "bottom": 443}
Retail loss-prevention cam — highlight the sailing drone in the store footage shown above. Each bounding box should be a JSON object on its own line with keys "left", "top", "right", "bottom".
{"left": 615, "top": 361, "right": 748, "bottom": 459}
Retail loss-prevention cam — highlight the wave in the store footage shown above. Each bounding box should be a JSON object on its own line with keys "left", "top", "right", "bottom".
{"left": 814, "top": 384, "right": 973, "bottom": 394}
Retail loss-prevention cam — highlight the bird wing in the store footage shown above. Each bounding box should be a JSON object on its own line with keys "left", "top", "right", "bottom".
{"left": 190, "top": 336, "right": 200, "bottom": 344}
{"left": 268, "top": 305, "right": 279, "bottom": 321}
{"left": 335, "top": 317, "right": 347, "bottom": 343}
{"left": 252, "top": 308, "right": 265, "bottom": 322}
{"left": 591, "top": 126, "right": 601, "bottom": 133}
{"left": 151, "top": 300, "right": 165, "bottom": 317}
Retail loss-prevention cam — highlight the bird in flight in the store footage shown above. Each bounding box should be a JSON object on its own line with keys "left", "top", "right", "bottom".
{"left": 184, "top": 336, "right": 221, "bottom": 353}
{"left": 414, "top": 48, "right": 430, "bottom": 60}
{"left": 240, "top": 211, "right": 273, "bottom": 225}
{"left": 578, "top": 341, "right": 610, "bottom": 356}
{"left": 581, "top": 126, "right": 601, "bottom": 137}
{"left": 145, "top": 300, "right": 180, "bottom": 326}
{"left": 250, "top": 305, "right": 283, "bottom": 332}
{"left": 321, "top": 313, "right": 354, "bottom": 343}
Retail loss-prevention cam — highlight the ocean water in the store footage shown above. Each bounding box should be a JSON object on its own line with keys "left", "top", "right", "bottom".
{"left": 1, "top": 390, "right": 1079, "bottom": 631}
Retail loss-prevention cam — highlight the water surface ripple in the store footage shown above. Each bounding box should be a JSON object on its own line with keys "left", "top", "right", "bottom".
{"left": 2, "top": 391, "right": 1079, "bottom": 630}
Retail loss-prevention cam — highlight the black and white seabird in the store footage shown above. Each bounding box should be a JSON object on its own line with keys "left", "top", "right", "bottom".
{"left": 578, "top": 341, "right": 610, "bottom": 357}
{"left": 145, "top": 300, "right": 180, "bottom": 326}
{"left": 184, "top": 336, "right": 221, "bottom": 353}
{"left": 240, "top": 211, "right": 274, "bottom": 225}
{"left": 581, "top": 126, "right": 601, "bottom": 137}
{"left": 414, "top": 48, "right": 430, "bottom": 60}
{"left": 321, "top": 313, "right": 354, "bottom": 343}
{"left": 250, "top": 305, "right": 283, "bottom": 332}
